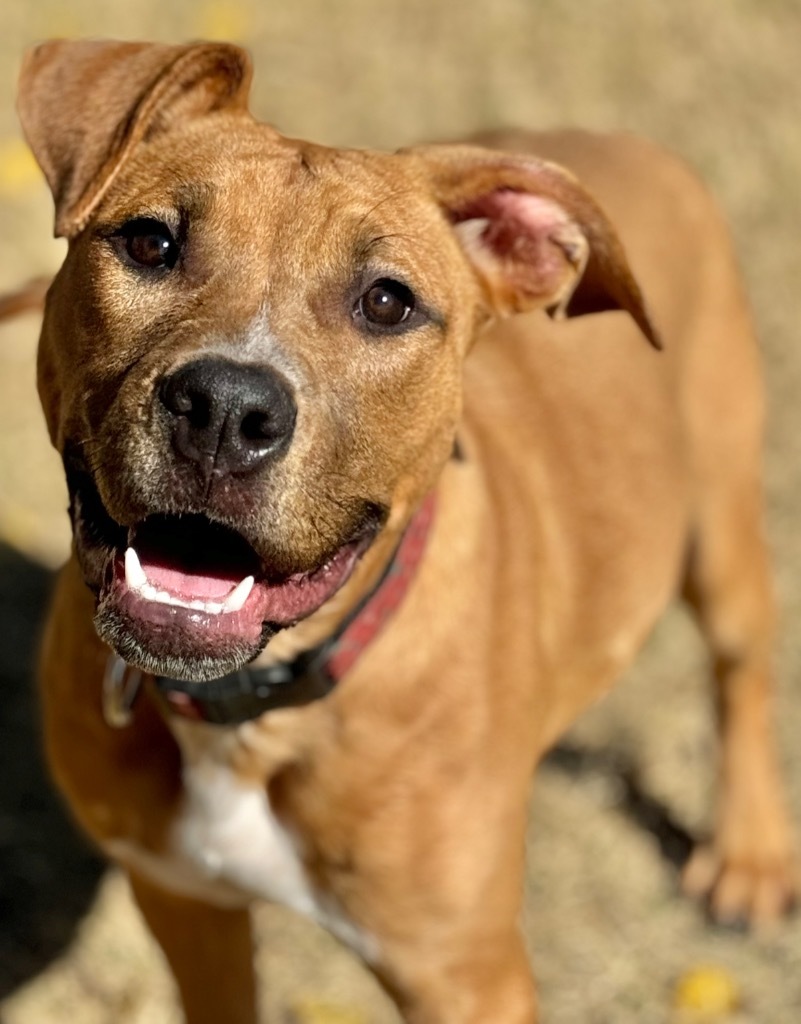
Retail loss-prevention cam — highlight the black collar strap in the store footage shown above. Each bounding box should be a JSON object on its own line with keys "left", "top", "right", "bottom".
{"left": 155, "top": 642, "right": 340, "bottom": 725}
{"left": 152, "top": 493, "right": 436, "bottom": 726}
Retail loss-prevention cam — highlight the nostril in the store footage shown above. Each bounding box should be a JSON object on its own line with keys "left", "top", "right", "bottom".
{"left": 161, "top": 378, "right": 211, "bottom": 428}
{"left": 183, "top": 390, "right": 212, "bottom": 429}
{"left": 241, "top": 409, "right": 278, "bottom": 443}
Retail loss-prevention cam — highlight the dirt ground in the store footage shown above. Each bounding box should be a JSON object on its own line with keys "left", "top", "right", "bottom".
{"left": 1, "top": 1, "right": 801, "bottom": 1022}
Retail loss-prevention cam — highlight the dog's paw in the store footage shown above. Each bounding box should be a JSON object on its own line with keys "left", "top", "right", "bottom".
{"left": 682, "top": 841, "right": 798, "bottom": 929}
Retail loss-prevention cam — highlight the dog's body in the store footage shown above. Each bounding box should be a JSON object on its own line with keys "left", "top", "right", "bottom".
{"left": 13, "top": 40, "right": 796, "bottom": 1023}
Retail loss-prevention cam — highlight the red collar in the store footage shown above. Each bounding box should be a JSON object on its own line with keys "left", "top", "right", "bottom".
{"left": 325, "top": 492, "right": 435, "bottom": 680}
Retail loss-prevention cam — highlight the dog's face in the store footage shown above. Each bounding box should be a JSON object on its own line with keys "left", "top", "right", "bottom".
{"left": 19, "top": 40, "right": 654, "bottom": 681}
{"left": 41, "top": 125, "right": 475, "bottom": 681}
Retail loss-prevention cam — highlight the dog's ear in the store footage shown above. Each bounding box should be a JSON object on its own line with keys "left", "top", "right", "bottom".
{"left": 17, "top": 40, "right": 253, "bottom": 238}
{"left": 414, "top": 145, "right": 660, "bottom": 349}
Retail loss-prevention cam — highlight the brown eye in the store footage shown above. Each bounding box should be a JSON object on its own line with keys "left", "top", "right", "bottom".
{"left": 115, "top": 218, "right": 179, "bottom": 270}
{"left": 357, "top": 279, "right": 415, "bottom": 328}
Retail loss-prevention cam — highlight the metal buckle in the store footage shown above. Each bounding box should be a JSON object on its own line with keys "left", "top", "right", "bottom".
{"left": 102, "top": 654, "right": 143, "bottom": 728}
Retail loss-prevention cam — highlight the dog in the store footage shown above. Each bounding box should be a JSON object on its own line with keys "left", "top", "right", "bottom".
{"left": 10, "top": 38, "right": 797, "bottom": 1023}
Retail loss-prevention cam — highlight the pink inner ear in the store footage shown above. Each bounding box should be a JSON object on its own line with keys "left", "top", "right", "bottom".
{"left": 454, "top": 188, "right": 573, "bottom": 260}
{"left": 452, "top": 188, "right": 586, "bottom": 312}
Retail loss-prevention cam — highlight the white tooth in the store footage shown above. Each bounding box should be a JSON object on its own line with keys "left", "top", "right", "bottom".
{"left": 140, "top": 583, "right": 158, "bottom": 601}
{"left": 205, "top": 602, "right": 224, "bottom": 615}
{"left": 223, "top": 575, "right": 255, "bottom": 613}
{"left": 124, "top": 547, "right": 148, "bottom": 591}
{"left": 190, "top": 599, "right": 206, "bottom": 611}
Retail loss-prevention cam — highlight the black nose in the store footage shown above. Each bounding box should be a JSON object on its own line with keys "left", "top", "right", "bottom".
{"left": 159, "top": 358, "right": 296, "bottom": 477}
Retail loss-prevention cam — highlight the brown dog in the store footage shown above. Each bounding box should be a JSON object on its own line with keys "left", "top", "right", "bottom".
{"left": 13, "top": 38, "right": 797, "bottom": 1023}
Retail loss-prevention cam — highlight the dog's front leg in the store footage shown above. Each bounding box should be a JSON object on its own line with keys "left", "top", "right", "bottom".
{"left": 128, "top": 871, "right": 258, "bottom": 1024}
{"left": 309, "top": 786, "right": 539, "bottom": 1024}
{"left": 680, "top": 474, "right": 797, "bottom": 925}
{"left": 378, "top": 931, "right": 538, "bottom": 1024}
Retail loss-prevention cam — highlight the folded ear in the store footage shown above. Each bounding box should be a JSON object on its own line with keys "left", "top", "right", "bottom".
{"left": 17, "top": 39, "right": 253, "bottom": 238}
{"left": 413, "top": 145, "right": 660, "bottom": 349}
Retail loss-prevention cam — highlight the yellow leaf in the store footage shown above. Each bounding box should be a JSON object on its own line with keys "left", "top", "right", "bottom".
{"left": 195, "top": 1, "right": 249, "bottom": 41}
{"left": 674, "top": 965, "right": 741, "bottom": 1016}
{"left": 0, "top": 138, "right": 41, "bottom": 196}
{"left": 289, "top": 999, "right": 367, "bottom": 1024}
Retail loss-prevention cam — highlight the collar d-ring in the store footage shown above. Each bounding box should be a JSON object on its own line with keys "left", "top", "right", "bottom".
{"left": 102, "top": 653, "right": 143, "bottom": 728}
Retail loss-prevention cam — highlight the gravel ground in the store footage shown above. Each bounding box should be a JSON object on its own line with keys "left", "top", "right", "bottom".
{"left": 1, "top": 2, "right": 801, "bottom": 1022}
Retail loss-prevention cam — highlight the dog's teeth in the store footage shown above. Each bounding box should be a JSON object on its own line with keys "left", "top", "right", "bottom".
{"left": 124, "top": 547, "right": 148, "bottom": 591}
{"left": 123, "top": 554, "right": 240, "bottom": 616}
{"left": 223, "top": 575, "right": 255, "bottom": 613}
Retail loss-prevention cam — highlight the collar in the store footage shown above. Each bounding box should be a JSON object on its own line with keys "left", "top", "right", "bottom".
{"left": 102, "top": 493, "right": 436, "bottom": 728}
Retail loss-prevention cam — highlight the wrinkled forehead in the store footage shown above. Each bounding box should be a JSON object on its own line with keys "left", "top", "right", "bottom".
{"left": 97, "top": 121, "right": 455, "bottom": 280}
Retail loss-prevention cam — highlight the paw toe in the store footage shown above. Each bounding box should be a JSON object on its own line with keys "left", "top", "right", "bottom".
{"left": 682, "top": 844, "right": 798, "bottom": 929}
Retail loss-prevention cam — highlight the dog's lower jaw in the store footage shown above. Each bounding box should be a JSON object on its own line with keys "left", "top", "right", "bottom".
{"left": 65, "top": 457, "right": 387, "bottom": 681}
{"left": 94, "top": 602, "right": 277, "bottom": 682}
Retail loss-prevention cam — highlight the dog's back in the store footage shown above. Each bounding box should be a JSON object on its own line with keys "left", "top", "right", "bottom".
{"left": 456, "top": 130, "right": 765, "bottom": 747}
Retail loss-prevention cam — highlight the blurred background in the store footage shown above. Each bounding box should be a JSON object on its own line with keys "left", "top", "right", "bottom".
{"left": 1, "top": 1, "right": 800, "bottom": 1022}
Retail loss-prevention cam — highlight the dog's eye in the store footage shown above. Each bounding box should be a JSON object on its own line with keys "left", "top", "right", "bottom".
{"left": 115, "top": 219, "right": 180, "bottom": 270}
{"left": 356, "top": 279, "right": 415, "bottom": 329}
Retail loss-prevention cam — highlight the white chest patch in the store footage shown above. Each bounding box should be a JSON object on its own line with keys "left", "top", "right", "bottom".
{"left": 173, "top": 760, "right": 316, "bottom": 915}
{"left": 107, "top": 752, "right": 378, "bottom": 963}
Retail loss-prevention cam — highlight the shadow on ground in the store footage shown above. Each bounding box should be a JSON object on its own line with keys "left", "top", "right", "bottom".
{"left": 543, "top": 742, "right": 696, "bottom": 872}
{"left": 0, "top": 544, "right": 103, "bottom": 997}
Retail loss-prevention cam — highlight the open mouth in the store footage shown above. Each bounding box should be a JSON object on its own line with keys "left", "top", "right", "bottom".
{"left": 95, "top": 514, "right": 374, "bottom": 681}
{"left": 119, "top": 514, "right": 367, "bottom": 627}
{"left": 64, "top": 460, "right": 383, "bottom": 681}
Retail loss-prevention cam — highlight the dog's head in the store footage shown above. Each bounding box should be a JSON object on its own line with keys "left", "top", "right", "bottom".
{"left": 18, "top": 40, "right": 656, "bottom": 681}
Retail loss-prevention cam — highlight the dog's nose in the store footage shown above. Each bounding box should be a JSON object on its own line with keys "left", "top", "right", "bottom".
{"left": 159, "top": 358, "right": 296, "bottom": 476}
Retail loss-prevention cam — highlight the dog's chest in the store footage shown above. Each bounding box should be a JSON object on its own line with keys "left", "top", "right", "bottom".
{"left": 109, "top": 749, "right": 376, "bottom": 960}
{"left": 174, "top": 759, "right": 317, "bottom": 913}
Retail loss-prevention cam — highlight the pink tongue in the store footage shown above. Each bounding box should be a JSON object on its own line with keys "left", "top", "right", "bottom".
{"left": 139, "top": 558, "right": 239, "bottom": 600}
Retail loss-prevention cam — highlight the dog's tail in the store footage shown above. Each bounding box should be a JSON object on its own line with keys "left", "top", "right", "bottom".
{"left": 0, "top": 276, "right": 50, "bottom": 322}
